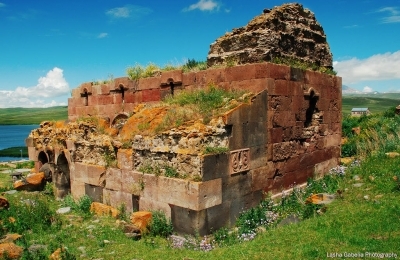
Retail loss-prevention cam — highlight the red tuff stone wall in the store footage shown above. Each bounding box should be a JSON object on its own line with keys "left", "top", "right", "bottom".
{"left": 55, "top": 62, "right": 341, "bottom": 235}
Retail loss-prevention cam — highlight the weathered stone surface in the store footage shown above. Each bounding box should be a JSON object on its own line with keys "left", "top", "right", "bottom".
{"left": 207, "top": 3, "right": 332, "bottom": 68}
{"left": 13, "top": 172, "right": 45, "bottom": 191}
{"left": 0, "top": 242, "right": 23, "bottom": 259}
{"left": 130, "top": 211, "right": 152, "bottom": 232}
{"left": 90, "top": 202, "right": 120, "bottom": 218}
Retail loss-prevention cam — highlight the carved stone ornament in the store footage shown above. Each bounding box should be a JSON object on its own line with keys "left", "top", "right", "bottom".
{"left": 230, "top": 148, "right": 250, "bottom": 174}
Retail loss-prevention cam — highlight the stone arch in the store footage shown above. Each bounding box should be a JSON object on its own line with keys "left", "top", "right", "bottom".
{"left": 111, "top": 112, "right": 129, "bottom": 129}
{"left": 38, "top": 151, "right": 49, "bottom": 165}
{"left": 54, "top": 152, "right": 71, "bottom": 198}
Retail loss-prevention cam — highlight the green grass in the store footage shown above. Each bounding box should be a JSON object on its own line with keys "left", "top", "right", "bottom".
{"left": 0, "top": 106, "right": 67, "bottom": 125}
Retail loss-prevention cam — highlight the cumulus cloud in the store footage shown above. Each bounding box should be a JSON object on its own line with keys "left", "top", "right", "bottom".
{"left": 362, "top": 86, "right": 374, "bottom": 93}
{"left": 0, "top": 67, "right": 69, "bottom": 108}
{"left": 97, "top": 32, "right": 108, "bottom": 38}
{"left": 377, "top": 6, "right": 400, "bottom": 23}
{"left": 333, "top": 51, "right": 400, "bottom": 84}
{"left": 106, "top": 5, "right": 152, "bottom": 19}
{"left": 183, "top": 0, "right": 220, "bottom": 12}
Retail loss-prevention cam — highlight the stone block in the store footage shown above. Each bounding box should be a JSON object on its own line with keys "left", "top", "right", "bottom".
{"left": 201, "top": 153, "right": 228, "bottom": 181}
{"left": 71, "top": 88, "right": 81, "bottom": 99}
{"left": 230, "top": 78, "right": 269, "bottom": 94}
{"left": 314, "top": 158, "right": 339, "bottom": 179}
{"left": 113, "top": 92, "right": 124, "bottom": 104}
{"left": 105, "top": 168, "right": 122, "bottom": 191}
{"left": 121, "top": 170, "right": 142, "bottom": 194}
{"left": 114, "top": 77, "right": 133, "bottom": 90}
{"left": 222, "top": 172, "right": 252, "bottom": 201}
{"left": 254, "top": 63, "right": 270, "bottom": 78}
{"left": 139, "top": 173, "right": 158, "bottom": 200}
{"left": 70, "top": 179, "right": 86, "bottom": 200}
{"left": 270, "top": 80, "right": 289, "bottom": 96}
{"left": 100, "top": 84, "right": 112, "bottom": 95}
{"left": 273, "top": 111, "right": 296, "bottom": 127}
{"left": 202, "top": 67, "right": 227, "bottom": 84}
{"left": 268, "top": 63, "right": 290, "bottom": 80}
{"left": 251, "top": 162, "right": 275, "bottom": 191}
{"left": 305, "top": 70, "right": 322, "bottom": 85}
{"left": 170, "top": 205, "right": 207, "bottom": 235}
{"left": 86, "top": 164, "right": 106, "bottom": 186}
{"left": 139, "top": 197, "right": 171, "bottom": 218}
{"left": 226, "top": 64, "right": 257, "bottom": 82}
{"left": 270, "top": 127, "right": 283, "bottom": 143}
{"left": 103, "top": 188, "right": 135, "bottom": 213}
{"left": 157, "top": 177, "right": 222, "bottom": 211}
{"left": 182, "top": 72, "right": 196, "bottom": 86}
{"left": 161, "top": 70, "right": 183, "bottom": 85}
{"left": 324, "top": 133, "right": 341, "bottom": 148}
{"left": 80, "top": 82, "right": 93, "bottom": 94}
{"left": 138, "top": 77, "right": 161, "bottom": 90}
{"left": 117, "top": 149, "right": 133, "bottom": 170}
{"left": 142, "top": 89, "right": 161, "bottom": 102}
{"left": 206, "top": 203, "right": 231, "bottom": 232}
{"left": 290, "top": 67, "right": 305, "bottom": 82}
{"left": 125, "top": 91, "right": 141, "bottom": 104}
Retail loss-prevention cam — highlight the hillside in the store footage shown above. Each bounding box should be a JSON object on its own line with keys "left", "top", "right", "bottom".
{"left": 0, "top": 106, "right": 68, "bottom": 125}
{"left": 342, "top": 96, "right": 399, "bottom": 115}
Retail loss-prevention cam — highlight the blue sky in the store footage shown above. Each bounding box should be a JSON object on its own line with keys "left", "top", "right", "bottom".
{"left": 0, "top": 0, "right": 400, "bottom": 108}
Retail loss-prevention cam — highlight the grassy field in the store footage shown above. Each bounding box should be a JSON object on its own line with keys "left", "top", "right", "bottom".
{"left": 0, "top": 106, "right": 68, "bottom": 125}
{"left": 342, "top": 96, "right": 400, "bottom": 115}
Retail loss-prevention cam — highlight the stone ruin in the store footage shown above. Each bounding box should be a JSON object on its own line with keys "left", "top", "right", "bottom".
{"left": 25, "top": 3, "right": 342, "bottom": 235}
{"left": 207, "top": 3, "right": 333, "bottom": 69}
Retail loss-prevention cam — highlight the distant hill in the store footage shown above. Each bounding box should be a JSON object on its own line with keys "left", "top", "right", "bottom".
{"left": 0, "top": 106, "right": 68, "bottom": 125}
{"left": 342, "top": 96, "right": 400, "bottom": 116}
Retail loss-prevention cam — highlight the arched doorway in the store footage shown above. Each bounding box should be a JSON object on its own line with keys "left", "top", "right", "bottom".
{"left": 54, "top": 152, "right": 71, "bottom": 198}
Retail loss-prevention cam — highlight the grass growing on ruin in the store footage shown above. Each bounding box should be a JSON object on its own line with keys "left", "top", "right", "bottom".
{"left": 272, "top": 56, "right": 337, "bottom": 75}
{"left": 156, "top": 85, "right": 248, "bottom": 132}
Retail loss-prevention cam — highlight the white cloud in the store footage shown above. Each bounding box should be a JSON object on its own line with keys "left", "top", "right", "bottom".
{"left": 0, "top": 3, "right": 5, "bottom": 8}
{"left": 0, "top": 67, "right": 69, "bottom": 108}
{"left": 183, "top": 0, "right": 220, "bottom": 12}
{"left": 377, "top": 7, "right": 400, "bottom": 23}
{"left": 333, "top": 51, "right": 400, "bottom": 84}
{"left": 362, "top": 86, "right": 373, "bottom": 93}
{"left": 97, "top": 32, "right": 108, "bottom": 38}
{"left": 106, "top": 5, "right": 152, "bottom": 19}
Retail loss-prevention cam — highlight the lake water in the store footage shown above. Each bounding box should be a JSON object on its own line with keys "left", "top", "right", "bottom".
{"left": 0, "top": 125, "right": 39, "bottom": 162}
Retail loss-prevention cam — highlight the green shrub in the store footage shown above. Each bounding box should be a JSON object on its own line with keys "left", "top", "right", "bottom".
{"left": 127, "top": 64, "right": 145, "bottom": 80}
{"left": 182, "top": 59, "right": 207, "bottom": 72}
{"left": 1, "top": 195, "right": 60, "bottom": 234}
{"left": 164, "top": 166, "right": 178, "bottom": 178}
{"left": 148, "top": 211, "right": 173, "bottom": 237}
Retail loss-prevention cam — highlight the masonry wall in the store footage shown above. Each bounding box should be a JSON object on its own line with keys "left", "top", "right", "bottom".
{"left": 46, "top": 62, "right": 341, "bottom": 235}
